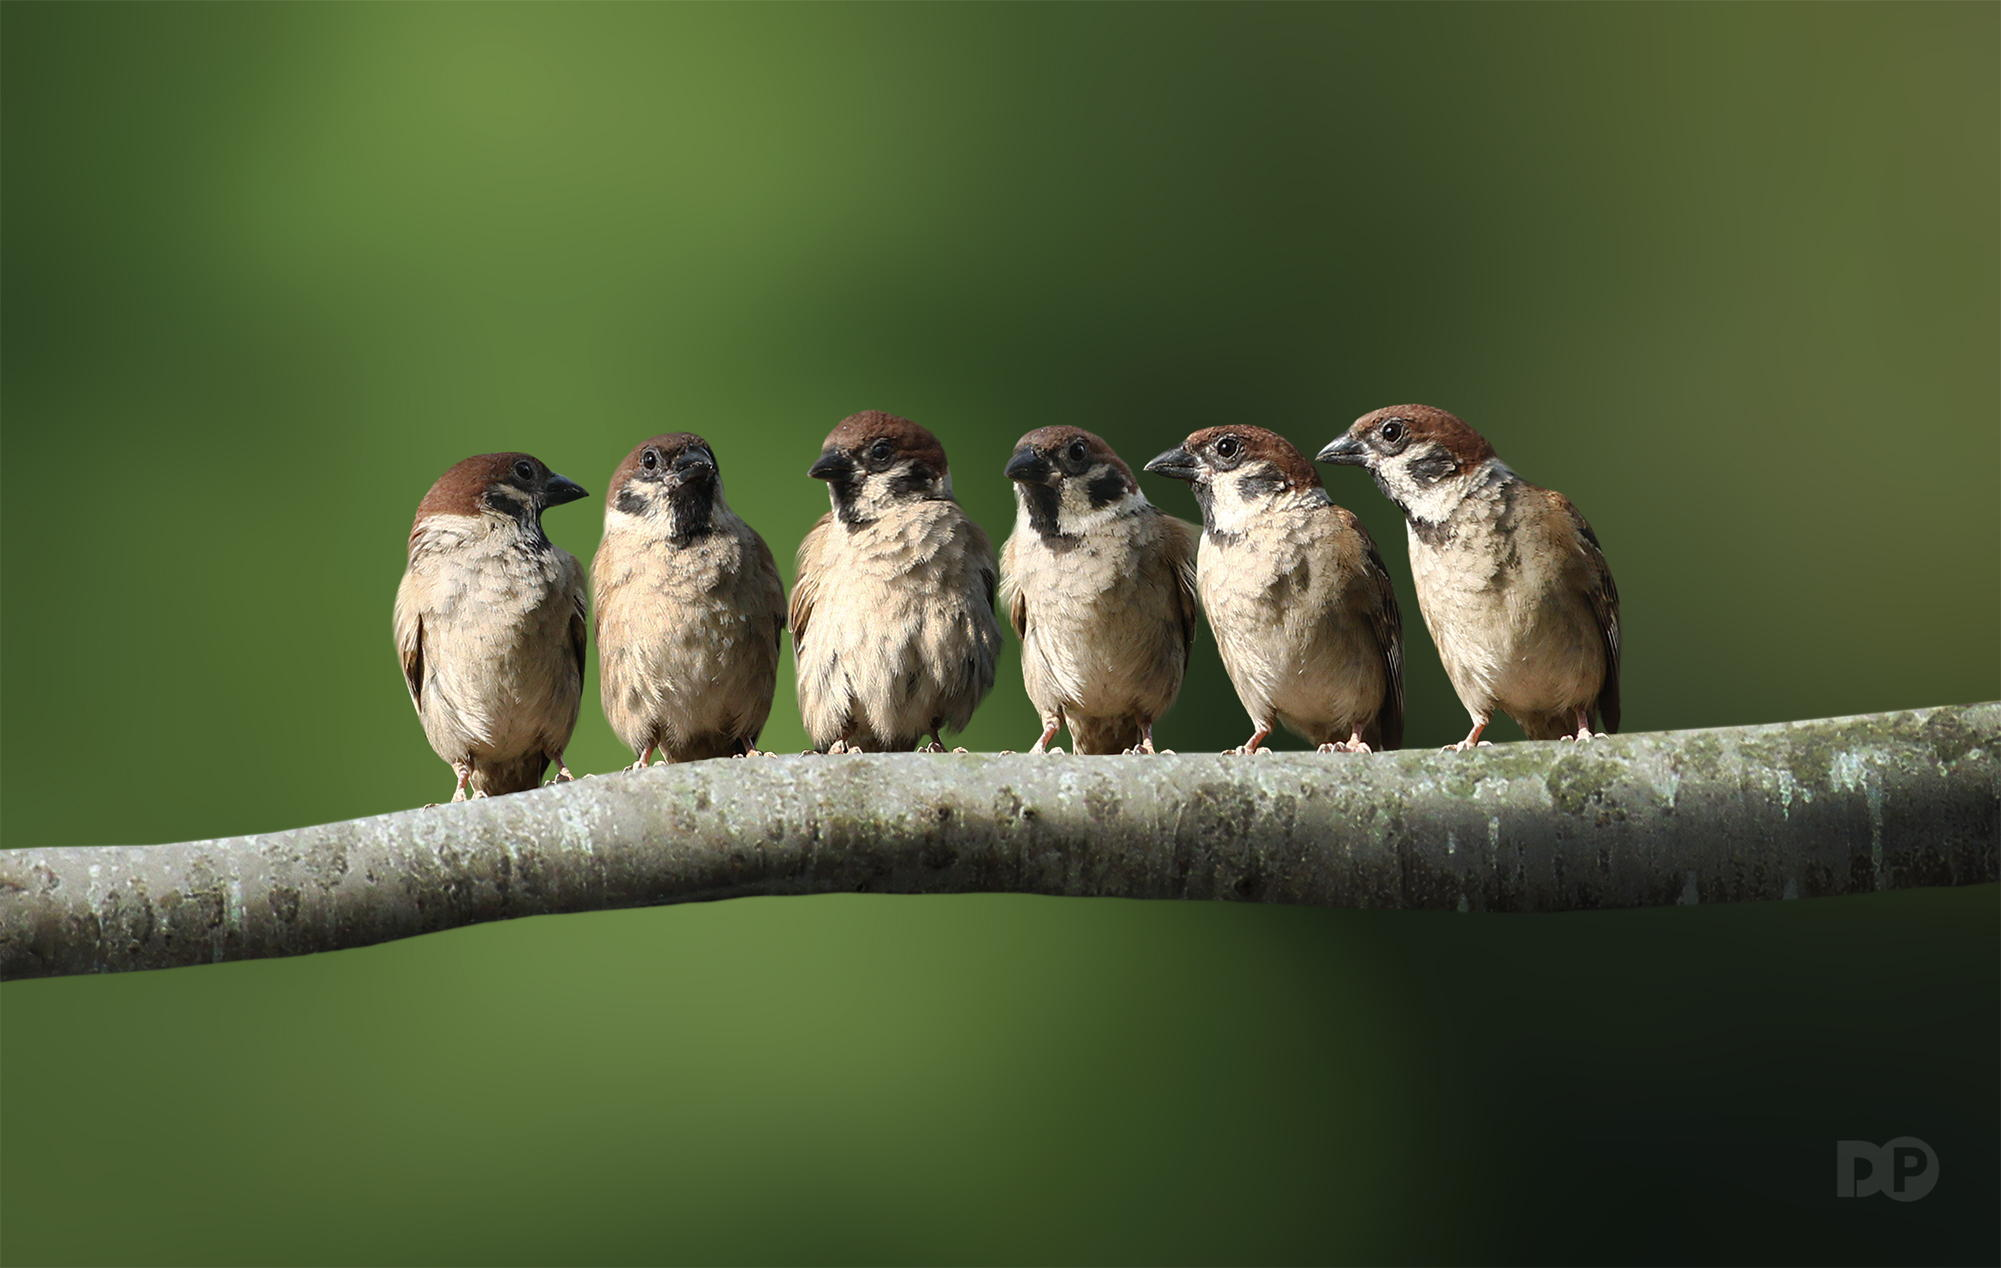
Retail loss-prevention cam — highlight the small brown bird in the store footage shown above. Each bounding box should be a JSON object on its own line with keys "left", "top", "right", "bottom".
{"left": 1144, "top": 427, "right": 1403, "bottom": 754}
{"left": 1317, "top": 405, "right": 1620, "bottom": 748}
{"left": 999, "top": 426, "right": 1198, "bottom": 754}
{"left": 791, "top": 410, "right": 1000, "bottom": 752}
{"left": 593, "top": 434, "right": 787, "bottom": 767}
{"left": 394, "top": 453, "right": 590, "bottom": 801}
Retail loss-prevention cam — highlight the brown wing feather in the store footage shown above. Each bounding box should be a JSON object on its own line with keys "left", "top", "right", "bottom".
{"left": 1349, "top": 513, "right": 1404, "bottom": 751}
{"left": 1160, "top": 512, "right": 1200, "bottom": 653}
{"left": 1549, "top": 491, "right": 1621, "bottom": 733}
{"left": 398, "top": 615, "right": 425, "bottom": 709}
{"left": 789, "top": 512, "right": 834, "bottom": 654}
{"left": 966, "top": 517, "right": 998, "bottom": 617}
{"left": 567, "top": 587, "right": 588, "bottom": 689}
{"left": 998, "top": 530, "right": 1029, "bottom": 638}
{"left": 750, "top": 528, "right": 788, "bottom": 649}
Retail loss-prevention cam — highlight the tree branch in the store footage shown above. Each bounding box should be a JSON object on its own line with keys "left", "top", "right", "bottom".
{"left": 3, "top": 704, "right": 1994, "bottom": 980}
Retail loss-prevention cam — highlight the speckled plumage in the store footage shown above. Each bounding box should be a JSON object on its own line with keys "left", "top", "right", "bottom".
{"left": 394, "top": 453, "right": 588, "bottom": 799}
{"left": 593, "top": 434, "right": 786, "bottom": 764}
{"left": 999, "top": 426, "right": 1198, "bottom": 754}
{"left": 1146, "top": 427, "right": 1403, "bottom": 753}
{"left": 792, "top": 412, "right": 1000, "bottom": 752}
{"left": 1321, "top": 405, "right": 1620, "bottom": 746}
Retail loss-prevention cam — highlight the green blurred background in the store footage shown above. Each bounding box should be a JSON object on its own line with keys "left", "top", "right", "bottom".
{"left": 3, "top": 3, "right": 1996, "bottom": 1264}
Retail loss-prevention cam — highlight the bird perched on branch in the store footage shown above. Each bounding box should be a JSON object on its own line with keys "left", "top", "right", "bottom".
{"left": 1317, "top": 405, "right": 1620, "bottom": 748}
{"left": 999, "top": 426, "right": 1198, "bottom": 754}
{"left": 1144, "top": 427, "right": 1403, "bottom": 755}
{"left": 394, "top": 453, "right": 589, "bottom": 801}
{"left": 593, "top": 434, "right": 786, "bottom": 766}
{"left": 791, "top": 411, "right": 1000, "bottom": 752}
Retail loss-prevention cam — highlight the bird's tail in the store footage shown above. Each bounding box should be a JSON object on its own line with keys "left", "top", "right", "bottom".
{"left": 471, "top": 752, "right": 550, "bottom": 797}
{"left": 1068, "top": 715, "right": 1146, "bottom": 755}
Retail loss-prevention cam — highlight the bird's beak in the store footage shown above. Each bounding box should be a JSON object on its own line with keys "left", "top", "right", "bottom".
{"left": 1142, "top": 446, "right": 1201, "bottom": 482}
{"left": 808, "top": 449, "right": 853, "bottom": 482}
{"left": 672, "top": 448, "right": 717, "bottom": 481}
{"left": 1316, "top": 435, "right": 1369, "bottom": 466}
{"left": 544, "top": 473, "right": 588, "bottom": 506}
{"left": 1004, "top": 446, "right": 1052, "bottom": 483}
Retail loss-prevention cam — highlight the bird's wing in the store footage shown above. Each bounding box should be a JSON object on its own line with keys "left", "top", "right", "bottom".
{"left": 1162, "top": 513, "right": 1201, "bottom": 652}
{"left": 788, "top": 512, "right": 834, "bottom": 653}
{"left": 751, "top": 527, "right": 789, "bottom": 649}
{"left": 393, "top": 581, "right": 425, "bottom": 710}
{"left": 964, "top": 515, "right": 999, "bottom": 618}
{"left": 998, "top": 530, "right": 1028, "bottom": 638}
{"left": 564, "top": 556, "right": 589, "bottom": 690}
{"left": 1343, "top": 507, "right": 1404, "bottom": 751}
{"left": 1548, "top": 490, "right": 1621, "bottom": 733}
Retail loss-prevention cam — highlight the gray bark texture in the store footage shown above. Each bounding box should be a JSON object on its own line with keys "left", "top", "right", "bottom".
{"left": 3, "top": 704, "right": 1995, "bottom": 980}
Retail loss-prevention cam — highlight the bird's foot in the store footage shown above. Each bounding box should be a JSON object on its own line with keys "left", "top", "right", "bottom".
{"left": 626, "top": 758, "right": 650, "bottom": 772}
{"left": 921, "top": 741, "right": 947, "bottom": 753}
{"left": 1442, "top": 740, "right": 1494, "bottom": 752}
{"left": 1316, "top": 742, "right": 1342, "bottom": 754}
{"left": 951, "top": 746, "right": 969, "bottom": 754}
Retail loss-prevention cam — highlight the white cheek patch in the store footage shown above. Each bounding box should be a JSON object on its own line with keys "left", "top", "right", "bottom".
{"left": 1386, "top": 453, "right": 1476, "bottom": 524}
{"left": 1060, "top": 485, "right": 1146, "bottom": 536}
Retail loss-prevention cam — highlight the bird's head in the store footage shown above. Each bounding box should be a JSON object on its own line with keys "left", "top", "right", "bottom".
{"left": 607, "top": 433, "right": 726, "bottom": 541}
{"left": 1317, "top": 405, "right": 1497, "bottom": 522}
{"left": 810, "top": 411, "right": 953, "bottom": 526}
{"left": 1004, "top": 425, "right": 1143, "bottom": 538}
{"left": 1143, "top": 425, "right": 1321, "bottom": 534}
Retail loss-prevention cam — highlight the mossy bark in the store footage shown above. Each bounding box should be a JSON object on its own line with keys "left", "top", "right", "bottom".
{"left": 3, "top": 704, "right": 1995, "bottom": 980}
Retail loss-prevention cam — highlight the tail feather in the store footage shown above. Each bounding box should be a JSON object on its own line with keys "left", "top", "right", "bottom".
{"left": 471, "top": 752, "right": 549, "bottom": 797}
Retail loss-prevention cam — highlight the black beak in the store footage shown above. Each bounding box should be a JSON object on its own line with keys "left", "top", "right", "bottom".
{"left": 1004, "top": 446, "right": 1053, "bottom": 483}
{"left": 672, "top": 448, "right": 716, "bottom": 481}
{"left": 1316, "top": 435, "right": 1368, "bottom": 466}
{"left": 544, "top": 473, "right": 588, "bottom": 506}
{"left": 808, "top": 449, "right": 853, "bottom": 482}
{"left": 1142, "top": 446, "right": 1201, "bottom": 482}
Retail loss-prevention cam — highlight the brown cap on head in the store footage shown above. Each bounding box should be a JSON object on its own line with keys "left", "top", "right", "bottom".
{"left": 1180, "top": 424, "right": 1322, "bottom": 490}
{"left": 1353, "top": 405, "right": 1496, "bottom": 466}
{"left": 819, "top": 410, "right": 949, "bottom": 475}
{"left": 416, "top": 453, "right": 542, "bottom": 518}
{"left": 1009, "top": 425, "right": 1137, "bottom": 486}
{"left": 607, "top": 433, "right": 717, "bottom": 503}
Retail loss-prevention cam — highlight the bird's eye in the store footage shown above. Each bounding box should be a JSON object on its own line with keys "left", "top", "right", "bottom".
{"left": 1380, "top": 420, "right": 1406, "bottom": 444}
{"left": 1214, "top": 436, "right": 1241, "bottom": 460}
{"left": 641, "top": 448, "right": 659, "bottom": 471}
{"left": 868, "top": 438, "right": 896, "bottom": 465}
{"left": 513, "top": 460, "right": 536, "bottom": 481}
{"left": 1066, "top": 440, "right": 1088, "bottom": 464}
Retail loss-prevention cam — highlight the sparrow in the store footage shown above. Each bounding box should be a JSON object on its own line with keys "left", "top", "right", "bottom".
{"left": 593, "top": 434, "right": 787, "bottom": 767}
{"left": 791, "top": 410, "right": 1001, "bottom": 752}
{"left": 999, "top": 426, "right": 1198, "bottom": 754}
{"left": 1317, "top": 404, "right": 1620, "bottom": 748}
{"left": 1144, "top": 427, "right": 1403, "bottom": 754}
{"left": 394, "top": 453, "right": 590, "bottom": 801}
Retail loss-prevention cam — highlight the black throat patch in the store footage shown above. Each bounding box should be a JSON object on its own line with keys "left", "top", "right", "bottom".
{"left": 1022, "top": 482, "right": 1064, "bottom": 538}
{"left": 665, "top": 478, "right": 716, "bottom": 545}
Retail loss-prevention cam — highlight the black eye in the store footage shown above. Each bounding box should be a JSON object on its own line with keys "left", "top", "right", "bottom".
{"left": 641, "top": 448, "right": 659, "bottom": 471}
{"left": 1380, "top": 420, "right": 1406, "bottom": 444}
{"left": 1066, "top": 440, "right": 1088, "bottom": 464}
{"left": 870, "top": 438, "right": 895, "bottom": 460}
{"left": 513, "top": 460, "right": 536, "bottom": 481}
{"left": 1214, "top": 436, "right": 1241, "bottom": 460}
